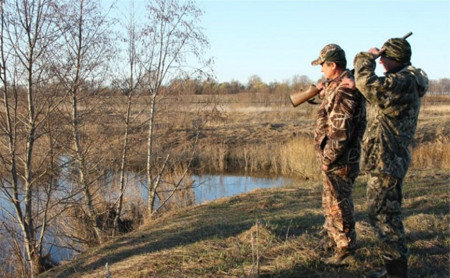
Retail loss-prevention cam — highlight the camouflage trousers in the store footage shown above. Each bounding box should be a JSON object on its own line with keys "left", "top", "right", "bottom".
{"left": 321, "top": 164, "right": 358, "bottom": 251}
{"left": 367, "top": 173, "right": 409, "bottom": 260}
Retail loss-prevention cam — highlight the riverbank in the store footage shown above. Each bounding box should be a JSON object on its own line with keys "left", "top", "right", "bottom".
{"left": 40, "top": 168, "right": 449, "bottom": 278}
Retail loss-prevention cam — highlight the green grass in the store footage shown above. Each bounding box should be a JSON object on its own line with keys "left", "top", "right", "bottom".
{"left": 39, "top": 168, "right": 449, "bottom": 278}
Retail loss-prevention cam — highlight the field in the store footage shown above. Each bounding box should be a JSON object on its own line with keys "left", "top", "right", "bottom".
{"left": 184, "top": 94, "right": 450, "bottom": 176}
{"left": 39, "top": 94, "right": 450, "bottom": 278}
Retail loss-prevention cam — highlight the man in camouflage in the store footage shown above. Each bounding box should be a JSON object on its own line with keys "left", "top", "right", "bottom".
{"left": 312, "top": 44, "right": 367, "bottom": 266}
{"left": 353, "top": 37, "right": 429, "bottom": 278}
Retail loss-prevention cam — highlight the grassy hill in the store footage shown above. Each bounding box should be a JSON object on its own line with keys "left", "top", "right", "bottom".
{"left": 40, "top": 168, "right": 449, "bottom": 278}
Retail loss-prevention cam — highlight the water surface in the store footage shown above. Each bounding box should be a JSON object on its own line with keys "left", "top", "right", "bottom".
{"left": 192, "top": 174, "right": 291, "bottom": 204}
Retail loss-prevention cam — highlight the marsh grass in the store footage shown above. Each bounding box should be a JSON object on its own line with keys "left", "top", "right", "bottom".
{"left": 193, "top": 135, "right": 319, "bottom": 179}
{"left": 182, "top": 94, "right": 449, "bottom": 178}
{"left": 411, "top": 137, "right": 450, "bottom": 169}
{"left": 279, "top": 136, "right": 320, "bottom": 179}
{"left": 58, "top": 94, "right": 449, "bottom": 179}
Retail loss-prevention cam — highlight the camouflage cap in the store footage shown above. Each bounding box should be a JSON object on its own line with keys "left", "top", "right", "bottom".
{"left": 311, "top": 44, "right": 346, "bottom": 66}
{"left": 381, "top": 38, "right": 411, "bottom": 63}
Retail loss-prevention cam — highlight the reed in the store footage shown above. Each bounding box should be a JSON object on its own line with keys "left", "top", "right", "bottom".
{"left": 411, "top": 138, "right": 450, "bottom": 169}
{"left": 279, "top": 136, "right": 321, "bottom": 180}
{"left": 191, "top": 135, "right": 321, "bottom": 180}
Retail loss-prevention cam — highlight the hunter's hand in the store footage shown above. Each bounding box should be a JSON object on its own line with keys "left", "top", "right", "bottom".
{"left": 368, "top": 47, "right": 383, "bottom": 58}
{"left": 322, "top": 164, "right": 329, "bottom": 172}
{"left": 341, "top": 76, "right": 355, "bottom": 89}
{"left": 316, "top": 82, "right": 325, "bottom": 91}
{"left": 317, "top": 82, "right": 326, "bottom": 98}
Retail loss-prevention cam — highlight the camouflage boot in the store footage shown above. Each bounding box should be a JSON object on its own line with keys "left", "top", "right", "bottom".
{"left": 316, "top": 228, "right": 335, "bottom": 252}
{"left": 321, "top": 248, "right": 356, "bottom": 267}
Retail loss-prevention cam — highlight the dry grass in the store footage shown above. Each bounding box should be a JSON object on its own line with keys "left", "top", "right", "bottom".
{"left": 411, "top": 138, "right": 450, "bottom": 169}
{"left": 40, "top": 93, "right": 448, "bottom": 179}
{"left": 279, "top": 136, "right": 320, "bottom": 179}
{"left": 189, "top": 95, "right": 449, "bottom": 177}
{"left": 39, "top": 169, "right": 449, "bottom": 278}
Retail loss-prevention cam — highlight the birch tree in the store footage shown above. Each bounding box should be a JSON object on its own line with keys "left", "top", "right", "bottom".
{"left": 50, "top": 0, "right": 115, "bottom": 245}
{"left": 112, "top": 0, "right": 143, "bottom": 234}
{"left": 138, "top": 0, "right": 211, "bottom": 218}
{"left": 0, "top": 0, "right": 66, "bottom": 275}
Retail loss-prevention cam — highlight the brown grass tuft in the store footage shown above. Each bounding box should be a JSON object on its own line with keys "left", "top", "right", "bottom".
{"left": 411, "top": 137, "right": 450, "bottom": 169}
{"left": 279, "top": 136, "right": 320, "bottom": 179}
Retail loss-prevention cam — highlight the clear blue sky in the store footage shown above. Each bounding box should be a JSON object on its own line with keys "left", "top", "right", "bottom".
{"left": 195, "top": 0, "right": 450, "bottom": 84}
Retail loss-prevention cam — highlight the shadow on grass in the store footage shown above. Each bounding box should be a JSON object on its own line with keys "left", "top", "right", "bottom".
{"left": 41, "top": 186, "right": 325, "bottom": 277}
{"left": 260, "top": 267, "right": 364, "bottom": 278}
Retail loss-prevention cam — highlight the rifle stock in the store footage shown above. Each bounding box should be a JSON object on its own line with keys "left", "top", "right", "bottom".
{"left": 289, "top": 84, "right": 321, "bottom": 107}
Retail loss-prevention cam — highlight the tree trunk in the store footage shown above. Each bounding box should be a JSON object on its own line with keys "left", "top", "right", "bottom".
{"left": 114, "top": 90, "right": 133, "bottom": 233}
{"left": 147, "top": 92, "right": 158, "bottom": 217}
{"left": 71, "top": 92, "right": 104, "bottom": 244}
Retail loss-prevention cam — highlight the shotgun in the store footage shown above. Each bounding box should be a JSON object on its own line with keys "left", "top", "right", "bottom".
{"left": 289, "top": 84, "right": 321, "bottom": 107}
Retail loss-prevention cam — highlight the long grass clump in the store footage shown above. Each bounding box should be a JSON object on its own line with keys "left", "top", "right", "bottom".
{"left": 411, "top": 137, "right": 450, "bottom": 169}
{"left": 279, "top": 136, "right": 320, "bottom": 180}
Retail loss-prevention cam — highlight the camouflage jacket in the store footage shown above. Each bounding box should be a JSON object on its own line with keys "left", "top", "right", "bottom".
{"left": 353, "top": 52, "right": 429, "bottom": 179}
{"left": 314, "top": 70, "right": 367, "bottom": 168}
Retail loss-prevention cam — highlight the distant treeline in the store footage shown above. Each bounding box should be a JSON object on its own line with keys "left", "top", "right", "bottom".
{"left": 110, "top": 75, "right": 450, "bottom": 96}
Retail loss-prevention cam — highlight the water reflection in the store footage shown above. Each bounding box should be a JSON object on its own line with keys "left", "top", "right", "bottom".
{"left": 192, "top": 175, "right": 290, "bottom": 204}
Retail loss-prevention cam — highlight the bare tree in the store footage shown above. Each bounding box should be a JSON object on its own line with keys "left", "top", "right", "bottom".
{"left": 112, "top": 0, "right": 143, "bottom": 234}
{"left": 50, "top": 0, "right": 115, "bottom": 245}
{"left": 291, "top": 74, "right": 312, "bottom": 92}
{"left": 0, "top": 0, "right": 67, "bottom": 275}
{"left": 138, "top": 0, "right": 211, "bottom": 217}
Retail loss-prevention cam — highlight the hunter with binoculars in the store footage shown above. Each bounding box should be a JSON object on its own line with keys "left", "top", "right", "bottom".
{"left": 293, "top": 32, "right": 429, "bottom": 278}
